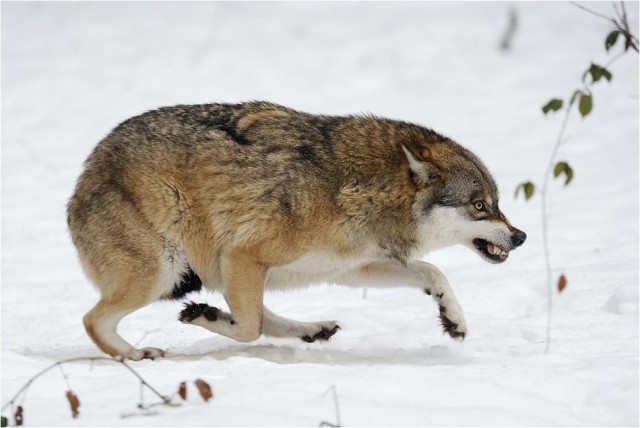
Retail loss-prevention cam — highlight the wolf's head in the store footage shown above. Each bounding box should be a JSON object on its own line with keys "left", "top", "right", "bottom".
{"left": 403, "top": 137, "right": 526, "bottom": 264}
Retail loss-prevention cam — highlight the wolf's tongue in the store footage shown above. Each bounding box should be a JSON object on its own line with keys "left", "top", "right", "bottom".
{"left": 487, "top": 243, "right": 495, "bottom": 254}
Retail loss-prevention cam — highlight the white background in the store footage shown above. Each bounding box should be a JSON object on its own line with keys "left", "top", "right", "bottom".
{"left": 2, "top": 2, "right": 638, "bottom": 426}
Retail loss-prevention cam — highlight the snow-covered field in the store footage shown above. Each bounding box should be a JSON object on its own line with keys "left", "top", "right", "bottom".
{"left": 2, "top": 2, "right": 638, "bottom": 426}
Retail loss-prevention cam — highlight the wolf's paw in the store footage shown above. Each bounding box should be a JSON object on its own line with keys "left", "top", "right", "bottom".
{"left": 301, "top": 323, "right": 340, "bottom": 343}
{"left": 439, "top": 306, "right": 467, "bottom": 341}
{"left": 125, "top": 347, "right": 166, "bottom": 361}
{"left": 179, "top": 301, "right": 219, "bottom": 323}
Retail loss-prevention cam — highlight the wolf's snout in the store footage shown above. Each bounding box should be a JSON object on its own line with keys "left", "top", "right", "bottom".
{"left": 511, "top": 230, "right": 527, "bottom": 248}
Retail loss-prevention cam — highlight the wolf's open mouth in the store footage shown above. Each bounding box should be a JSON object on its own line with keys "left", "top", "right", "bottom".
{"left": 473, "top": 238, "right": 509, "bottom": 263}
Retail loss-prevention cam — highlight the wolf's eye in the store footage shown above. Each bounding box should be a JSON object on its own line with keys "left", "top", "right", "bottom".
{"left": 474, "top": 201, "right": 485, "bottom": 211}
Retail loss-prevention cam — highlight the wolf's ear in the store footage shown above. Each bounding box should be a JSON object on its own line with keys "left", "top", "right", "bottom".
{"left": 402, "top": 145, "right": 441, "bottom": 187}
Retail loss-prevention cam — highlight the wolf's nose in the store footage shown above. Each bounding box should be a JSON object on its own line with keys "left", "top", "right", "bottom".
{"left": 511, "top": 230, "right": 527, "bottom": 248}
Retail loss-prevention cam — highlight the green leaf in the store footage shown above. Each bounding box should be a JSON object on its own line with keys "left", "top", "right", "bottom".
{"left": 515, "top": 181, "right": 535, "bottom": 200}
{"left": 553, "top": 161, "right": 574, "bottom": 186}
{"left": 584, "top": 63, "right": 613, "bottom": 83}
{"left": 578, "top": 93, "right": 593, "bottom": 117}
{"left": 553, "top": 162, "right": 564, "bottom": 178}
{"left": 605, "top": 30, "right": 621, "bottom": 51}
{"left": 2, "top": 415, "right": 8, "bottom": 427}
{"left": 542, "top": 98, "right": 563, "bottom": 114}
{"left": 564, "top": 164, "right": 574, "bottom": 185}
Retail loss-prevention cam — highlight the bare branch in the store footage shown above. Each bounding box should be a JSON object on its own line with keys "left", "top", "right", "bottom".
{"left": 617, "top": 2, "right": 640, "bottom": 52}
{"left": 319, "top": 385, "right": 342, "bottom": 427}
{"left": 571, "top": 1, "right": 638, "bottom": 53}
{"left": 1, "top": 357, "right": 175, "bottom": 414}
{"left": 570, "top": 1, "right": 616, "bottom": 22}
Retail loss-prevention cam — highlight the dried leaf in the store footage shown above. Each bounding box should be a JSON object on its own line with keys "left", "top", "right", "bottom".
{"left": 15, "top": 406, "right": 23, "bottom": 426}
{"left": 194, "top": 379, "right": 213, "bottom": 402}
{"left": 178, "top": 382, "right": 187, "bottom": 401}
{"left": 66, "top": 390, "right": 80, "bottom": 418}
{"left": 557, "top": 274, "right": 567, "bottom": 293}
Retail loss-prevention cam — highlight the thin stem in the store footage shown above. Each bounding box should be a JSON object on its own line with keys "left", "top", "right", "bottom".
{"left": 604, "top": 50, "right": 628, "bottom": 67}
{"left": 140, "top": 381, "right": 146, "bottom": 408}
{"left": 613, "top": 1, "right": 624, "bottom": 23}
{"left": 1, "top": 361, "right": 71, "bottom": 411}
{"left": 133, "top": 329, "right": 162, "bottom": 348}
{"left": 541, "top": 50, "right": 627, "bottom": 353}
{"left": 569, "top": 1, "right": 616, "bottom": 22}
{"left": 57, "top": 363, "right": 73, "bottom": 391}
{"left": 571, "top": 1, "right": 639, "bottom": 53}
{"left": 331, "top": 386, "right": 341, "bottom": 427}
{"left": 1, "top": 357, "right": 172, "bottom": 412}
{"left": 319, "top": 385, "right": 342, "bottom": 427}
{"left": 541, "top": 107, "right": 572, "bottom": 353}
{"left": 618, "top": 2, "right": 640, "bottom": 53}
{"left": 111, "top": 360, "right": 171, "bottom": 404}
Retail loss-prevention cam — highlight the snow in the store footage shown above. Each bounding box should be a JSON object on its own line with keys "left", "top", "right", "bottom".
{"left": 1, "top": 1, "right": 638, "bottom": 426}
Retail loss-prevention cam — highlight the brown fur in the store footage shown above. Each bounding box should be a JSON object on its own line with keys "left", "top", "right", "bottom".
{"left": 68, "top": 101, "right": 525, "bottom": 359}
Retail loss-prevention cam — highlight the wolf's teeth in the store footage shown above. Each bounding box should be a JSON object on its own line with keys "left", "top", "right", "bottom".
{"left": 485, "top": 241, "right": 509, "bottom": 259}
{"left": 486, "top": 243, "right": 508, "bottom": 257}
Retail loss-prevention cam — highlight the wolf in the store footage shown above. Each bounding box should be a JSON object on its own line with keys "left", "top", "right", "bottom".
{"left": 67, "top": 101, "right": 526, "bottom": 360}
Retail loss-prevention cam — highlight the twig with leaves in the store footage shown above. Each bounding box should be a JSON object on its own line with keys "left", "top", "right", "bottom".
{"left": 0, "top": 357, "right": 214, "bottom": 427}
{"left": 571, "top": 1, "right": 639, "bottom": 52}
{"left": 514, "top": 1, "right": 637, "bottom": 353}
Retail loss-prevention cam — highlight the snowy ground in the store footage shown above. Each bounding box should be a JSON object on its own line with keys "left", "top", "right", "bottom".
{"left": 1, "top": 2, "right": 638, "bottom": 426}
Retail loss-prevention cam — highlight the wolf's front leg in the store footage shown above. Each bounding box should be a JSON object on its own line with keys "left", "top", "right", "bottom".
{"left": 415, "top": 262, "right": 467, "bottom": 340}
{"left": 338, "top": 260, "right": 467, "bottom": 340}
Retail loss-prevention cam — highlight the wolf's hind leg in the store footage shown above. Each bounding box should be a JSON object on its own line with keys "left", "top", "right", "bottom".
{"left": 262, "top": 306, "right": 340, "bottom": 343}
{"left": 84, "top": 292, "right": 165, "bottom": 361}
{"left": 70, "top": 184, "right": 173, "bottom": 359}
{"left": 77, "top": 218, "right": 169, "bottom": 359}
